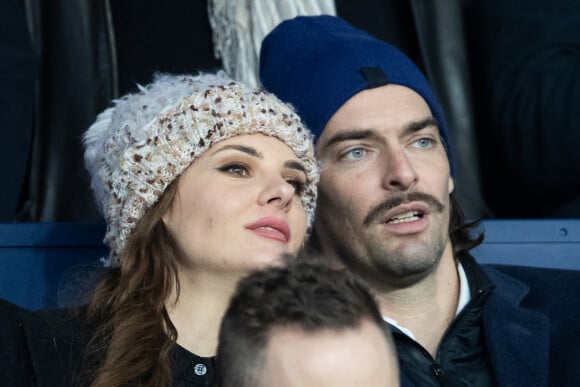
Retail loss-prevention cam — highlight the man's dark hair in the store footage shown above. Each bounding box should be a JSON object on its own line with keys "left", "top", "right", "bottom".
{"left": 449, "top": 194, "right": 484, "bottom": 256}
{"left": 216, "top": 262, "right": 390, "bottom": 387}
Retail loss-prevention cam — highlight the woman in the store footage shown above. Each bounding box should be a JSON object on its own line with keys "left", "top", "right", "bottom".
{"left": 7, "top": 71, "right": 318, "bottom": 386}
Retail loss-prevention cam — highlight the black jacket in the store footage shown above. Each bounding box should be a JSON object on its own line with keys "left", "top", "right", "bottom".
{"left": 394, "top": 254, "right": 495, "bottom": 386}
{"left": 0, "top": 300, "right": 215, "bottom": 387}
{"left": 395, "top": 255, "right": 580, "bottom": 387}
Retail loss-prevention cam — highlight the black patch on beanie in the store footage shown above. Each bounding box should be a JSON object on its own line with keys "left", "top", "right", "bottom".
{"left": 360, "top": 66, "right": 389, "bottom": 89}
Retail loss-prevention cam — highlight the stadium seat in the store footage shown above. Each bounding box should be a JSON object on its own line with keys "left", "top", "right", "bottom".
{"left": 0, "top": 222, "right": 107, "bottom": 310}
{"left": 1, "top": 220, "right": 579, "bottom": 310}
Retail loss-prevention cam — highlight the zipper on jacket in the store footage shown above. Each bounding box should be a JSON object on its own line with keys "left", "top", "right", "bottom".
{"left": 431, "top": 362, "right": 446, "bottom": 384}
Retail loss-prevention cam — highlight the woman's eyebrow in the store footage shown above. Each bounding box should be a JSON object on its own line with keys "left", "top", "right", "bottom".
{"left": 210, "top": 144, "right": 263, "bottom": 158}
{"left": 210, "top": 144, "right": 305, "bottom": 173}
{"left": 284, "top": 160, "right": 307, "bottom": 173}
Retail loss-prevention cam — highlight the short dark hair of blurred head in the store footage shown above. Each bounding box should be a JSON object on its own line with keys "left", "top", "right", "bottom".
{"left": 216, "top": 261, "right": 399, "bottom": 387}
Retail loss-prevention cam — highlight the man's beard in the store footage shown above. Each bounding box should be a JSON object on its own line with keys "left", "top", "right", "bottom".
{"left": 331, "top": 228, "right": 446, "bottom": 290}
{"left": 332, "top": 191, "right": 448, "bottom": 289}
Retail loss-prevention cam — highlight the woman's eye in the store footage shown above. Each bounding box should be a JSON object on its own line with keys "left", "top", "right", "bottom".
{"left": 412, "top": 138, "right": 435, "bottom": 149}
{"left": 218, "top": 163, "right": 250, "bottom": 177}
{"left": 286, "top": 178, "right": 306, "bottom": 196}
{"left": 341, "top": 147, "right": 366, "bottom": 161}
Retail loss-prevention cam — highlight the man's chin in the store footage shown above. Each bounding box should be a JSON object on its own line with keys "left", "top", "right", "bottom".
{"left": 363, "top": 242, "right": 443, "bottom": 286}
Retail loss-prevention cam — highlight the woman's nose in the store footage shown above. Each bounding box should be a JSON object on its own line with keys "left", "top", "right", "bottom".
{"left": 258, "top": 175, "right": 295, "bottom": 210}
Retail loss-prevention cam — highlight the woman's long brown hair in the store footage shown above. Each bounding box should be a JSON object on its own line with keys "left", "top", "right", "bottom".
{"left": 81, "top": 181, "right": 181, "bottom": 387}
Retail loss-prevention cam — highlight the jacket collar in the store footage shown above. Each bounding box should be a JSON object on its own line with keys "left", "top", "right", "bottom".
{"left": 480, "top": 262, "right": 550, "bottom": 387}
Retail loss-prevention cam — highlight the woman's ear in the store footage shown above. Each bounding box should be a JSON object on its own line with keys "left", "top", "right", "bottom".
{"left": 160, "top": 177, "right": 183, "bottom": 230}
{"left": 161, "top": 200, "right": 180, "bottom": 232}
{"left": 161, "top": 210, "right": 170, "bottom": 228}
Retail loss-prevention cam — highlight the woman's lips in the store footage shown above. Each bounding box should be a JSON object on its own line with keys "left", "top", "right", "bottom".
{"left": 245, "top": 217, "right": 291, "bottom": 243}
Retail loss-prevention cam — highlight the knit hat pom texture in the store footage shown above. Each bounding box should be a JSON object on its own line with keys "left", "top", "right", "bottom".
{"left": 84, "top": 72, "right": 318, "bottom": 266}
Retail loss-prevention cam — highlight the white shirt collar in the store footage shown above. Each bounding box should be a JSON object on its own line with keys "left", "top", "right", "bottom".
{"left": 455, "top": 261, "right": 471, "bottom": 316}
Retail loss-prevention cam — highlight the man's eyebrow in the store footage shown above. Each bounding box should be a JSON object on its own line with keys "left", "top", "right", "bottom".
{"left": 210, "top": 144, "right": 263, "bottom": 158}
{"left": 403, "top": 117, "right": 438, "bottom": 135}
{"left": 284, "top": 160, "right": 307, "bottom": 174}
{"left": 321, "top": 129, "right": 379, "bottom": 149}
{"left": 320, "top": 118, "right": 438, "bottom": 150}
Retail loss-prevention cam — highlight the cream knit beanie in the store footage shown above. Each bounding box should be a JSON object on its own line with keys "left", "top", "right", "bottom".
{"left": 83, "top": 71, "right": 318, "bottom": 267}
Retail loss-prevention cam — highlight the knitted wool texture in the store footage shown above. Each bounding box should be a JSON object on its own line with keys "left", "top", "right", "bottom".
{"left": 83, "top": 72, "right": 319, "bottom": 267}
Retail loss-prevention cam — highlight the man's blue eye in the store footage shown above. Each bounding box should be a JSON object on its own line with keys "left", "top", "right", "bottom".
{"left": 343, "top": 148, "right": 366, "bottom": 160}
{"left": 414, "top": 138, "right": 434, "bottom": 149}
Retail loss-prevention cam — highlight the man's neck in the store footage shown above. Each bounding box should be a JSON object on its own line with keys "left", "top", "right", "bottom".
{"left": 375, "top": 243, "right": 459, "bottom": 357}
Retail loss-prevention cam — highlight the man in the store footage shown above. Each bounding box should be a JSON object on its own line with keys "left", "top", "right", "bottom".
{"left": 216, "top": 262, "right": 400, "bottom": 387}
{"left": 260, "top": 15, "right": 580, "bottom": 386}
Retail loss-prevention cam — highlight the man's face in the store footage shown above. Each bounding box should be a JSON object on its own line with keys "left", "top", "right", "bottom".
{"left": 314, "top": 85, "right": 454, "bottom": 288}
{"left": 260, "top": 320, "right": 400, "bottom": 387}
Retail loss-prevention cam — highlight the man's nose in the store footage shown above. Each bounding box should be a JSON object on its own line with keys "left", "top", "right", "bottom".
{"left": 380, "top": 149, "right": 419, "bottom": 191}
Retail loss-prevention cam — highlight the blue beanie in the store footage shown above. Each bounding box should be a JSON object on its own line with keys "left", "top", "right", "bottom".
{"left": 260, "top": 15, "right": 453, "bottom": 168}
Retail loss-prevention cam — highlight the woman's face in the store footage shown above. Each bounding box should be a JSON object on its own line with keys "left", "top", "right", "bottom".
{"left": 163, "top": 134, "right": 309, "bottom": 276}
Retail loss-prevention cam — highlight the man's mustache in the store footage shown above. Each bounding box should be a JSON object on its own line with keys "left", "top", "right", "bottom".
{"left": 363, "top": 192, "right": 444, "bottom": 226}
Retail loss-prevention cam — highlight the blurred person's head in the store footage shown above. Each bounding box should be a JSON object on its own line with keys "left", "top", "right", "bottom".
{"left": 217, "top": 262, "right": 400, "bottom": 387}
